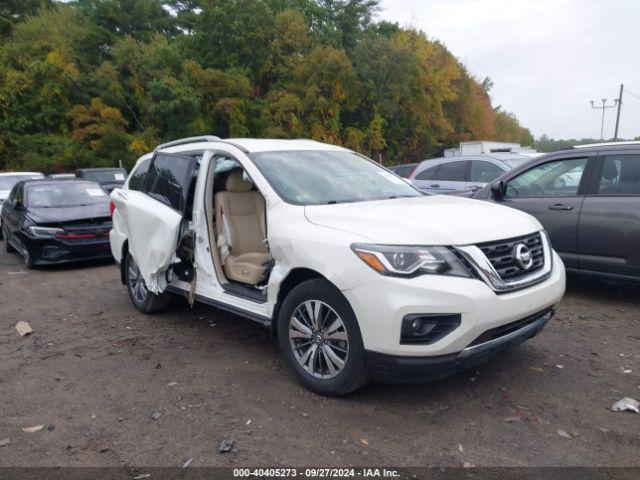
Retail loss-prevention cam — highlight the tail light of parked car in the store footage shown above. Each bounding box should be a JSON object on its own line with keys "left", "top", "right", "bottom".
{"left": 109, "top": 201, "right": 116, "bottom": 217}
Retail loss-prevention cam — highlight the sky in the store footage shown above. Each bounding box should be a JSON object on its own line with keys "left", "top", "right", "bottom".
{"left": 378, "top": 0, "right": 640, "bottom": 140}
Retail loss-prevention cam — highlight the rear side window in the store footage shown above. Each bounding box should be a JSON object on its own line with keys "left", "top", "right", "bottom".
{"left": 437, "top": 161, "right": 467, "bottom": 181}
{"left": 146, "top": 154, "right": 196, "bottom": 212}
{"left": 415, "top": 165, "right": 438, "bottom": 180}
{"left": 128, "top": 158, "right": 151, "bottom": 191}
{"left": 597, "top": 155, "right": 640, "bottom": 195}
{"left": 470, "top": 161, "right": 504, "bottom": 183}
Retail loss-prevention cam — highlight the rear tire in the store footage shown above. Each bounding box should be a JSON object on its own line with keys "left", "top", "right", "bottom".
{"left": 125, "top": 252, "right": 170, "bottom": 314}
{"left": 277, "top": 278, "right": 369, "bottom": 396}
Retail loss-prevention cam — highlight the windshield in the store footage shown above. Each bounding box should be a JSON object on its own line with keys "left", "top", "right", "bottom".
{"left": 250, "top": 150, "right": 422, "bottom": 205}
{"left": 80, "top": 169, "right": 126, "bottom": 184}
{"left": 26, "top": 183, "right": 109, "bottom": 208}
{"left": 0, "top": 174, "right": 43, "bottom": 190}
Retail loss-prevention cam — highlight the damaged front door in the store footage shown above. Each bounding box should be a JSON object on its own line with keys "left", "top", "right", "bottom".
{"left": 125, "top": 152, "right": 197, "bottom": 293}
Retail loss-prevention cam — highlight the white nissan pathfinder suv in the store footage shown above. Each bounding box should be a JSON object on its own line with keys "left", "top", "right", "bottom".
{"left": 109, "top": 136, "right": 565, "bottom": 396}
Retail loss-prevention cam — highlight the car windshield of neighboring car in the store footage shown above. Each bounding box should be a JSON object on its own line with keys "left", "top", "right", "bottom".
{"left": 0, "top": 174, "right": 43, "bottom": 191}
{"left": 251, "top": 150, "right": 422, "bottom": 205}
{"left": 25, "top": 182, "right": 109, "bottom": 208}
{"left": 80, "top": 169, "right": 126, "bottom": 184}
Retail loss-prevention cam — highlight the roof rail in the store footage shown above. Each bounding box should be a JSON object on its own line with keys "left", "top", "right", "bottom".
{"left": 573, "top": 140, "right": 640, "bottom": 149}
{"left": 154, "top": 135, "right": 221, "bottom": 152}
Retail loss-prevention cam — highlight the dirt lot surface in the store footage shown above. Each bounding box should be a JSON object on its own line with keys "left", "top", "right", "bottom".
{"left": 1, "top": 249, "right": 639, "bottom": 468}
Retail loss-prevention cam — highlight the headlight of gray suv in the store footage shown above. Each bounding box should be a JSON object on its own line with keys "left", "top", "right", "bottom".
{"left": 351, "top": 244, "right": 472, "bottom": 278}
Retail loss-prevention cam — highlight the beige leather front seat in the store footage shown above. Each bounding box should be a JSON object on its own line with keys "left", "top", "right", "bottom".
{"left": 214, "top": 170, "right": 268, "bottom": 284}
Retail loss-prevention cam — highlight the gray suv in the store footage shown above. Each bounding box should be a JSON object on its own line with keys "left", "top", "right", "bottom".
{"left": 473, "top": 142, "right": 640, "bottom": 282}
{"left": 409, "top": 154, "right": 536, "bottom": 195}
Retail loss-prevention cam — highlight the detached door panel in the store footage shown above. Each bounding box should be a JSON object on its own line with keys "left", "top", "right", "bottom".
{"left": 500, "top": 157, "right": 589, "bottom": 269}
{"left": 578, "top": 154, "right": 640, "bottom": 278}
{"left": 125, "top": 153, "right": 197, "bottom": 292}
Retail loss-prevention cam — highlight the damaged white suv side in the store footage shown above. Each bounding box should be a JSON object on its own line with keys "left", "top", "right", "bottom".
{"left": 109, "top": 136, "right": 565, "bottom": 396}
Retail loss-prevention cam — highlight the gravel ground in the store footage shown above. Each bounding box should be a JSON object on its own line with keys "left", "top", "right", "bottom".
{"left": 0, "top": 248, "right": 639, "bottom": 468}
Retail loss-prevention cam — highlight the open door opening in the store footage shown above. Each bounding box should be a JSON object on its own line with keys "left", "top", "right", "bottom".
{"left": 205, "top": 155, "right": 272, "bottom": 303}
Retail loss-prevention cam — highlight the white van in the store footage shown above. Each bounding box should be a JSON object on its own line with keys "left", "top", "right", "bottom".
{"left": 109, "top": 136, "right": 565, "bottom": 395}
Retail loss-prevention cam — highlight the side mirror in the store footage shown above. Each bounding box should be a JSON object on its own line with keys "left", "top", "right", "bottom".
{"left": 490, "top": 181, "right": 506, "bottom": 200}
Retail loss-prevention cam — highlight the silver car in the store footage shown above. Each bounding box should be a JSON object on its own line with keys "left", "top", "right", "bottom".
{"left": 409, "top": 154, "right": 537, "bottom": 195}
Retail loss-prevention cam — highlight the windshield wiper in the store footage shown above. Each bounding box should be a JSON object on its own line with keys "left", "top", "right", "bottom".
{"left": 387, "top": 195, "right": 416, "bottom": 199}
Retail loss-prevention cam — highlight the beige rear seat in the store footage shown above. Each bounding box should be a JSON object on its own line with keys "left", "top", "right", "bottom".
{"left": 214, "top": 170, "right": 268, "bottom": 284}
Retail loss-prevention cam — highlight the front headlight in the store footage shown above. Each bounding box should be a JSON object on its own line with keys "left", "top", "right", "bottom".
{"left": 351, "top": 243, "right": 472, "bottom": 278}
{"left": 28, "top": 226, "right": 64, "bottom": 238}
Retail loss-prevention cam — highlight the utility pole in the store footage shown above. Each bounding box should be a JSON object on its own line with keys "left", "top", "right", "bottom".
{"left": 613, "top": 84, "right": 624, "bottom": 141}
{"left": 590, "top": 98, "right": 618, "bottom": 140}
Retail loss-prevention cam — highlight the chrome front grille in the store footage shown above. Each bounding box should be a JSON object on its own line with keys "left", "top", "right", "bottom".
{"left": 455, "top": 231, "right": 553, "bottom": 293}
{"left": 477, "top": 232, "right": 544, "bottom": 280}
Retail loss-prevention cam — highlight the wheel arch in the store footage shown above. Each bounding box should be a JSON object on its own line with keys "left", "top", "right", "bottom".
{"left": 270, "top": 267, "right": 334, "bottom": 340}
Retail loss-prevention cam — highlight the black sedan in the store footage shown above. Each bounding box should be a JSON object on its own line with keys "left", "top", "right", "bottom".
{"left": 1, "top": 179, "right": 113, "bottom": 268}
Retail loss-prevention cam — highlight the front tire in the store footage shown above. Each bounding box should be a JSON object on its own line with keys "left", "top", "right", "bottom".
{"left": 277, "top": 278, "right": 369, "bottom": 396}
{"left": 125, "top": 252, "right": 170, "bottom": 314}
{"left": 3, "top": 225, "right": 15, "bottom": 253}
{"left": 22, "top": 245, "right": 34, "bottom": 269}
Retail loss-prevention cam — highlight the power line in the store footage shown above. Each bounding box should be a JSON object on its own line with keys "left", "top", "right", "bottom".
{"left": 624, "top": 88, "right": 640, "bottom": 101}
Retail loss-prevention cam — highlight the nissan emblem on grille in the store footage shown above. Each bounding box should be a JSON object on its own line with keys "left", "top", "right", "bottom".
{"left": 514, "top": 243, "right": 533, "bottom": 270}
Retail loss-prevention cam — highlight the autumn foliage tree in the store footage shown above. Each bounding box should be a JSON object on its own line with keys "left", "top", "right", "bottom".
{"left": 0, "top": 0, "right": 533, "bottom": 172}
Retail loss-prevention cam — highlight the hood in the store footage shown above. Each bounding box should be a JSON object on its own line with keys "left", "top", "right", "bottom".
{"left": 304, "top": 195, "right": 542, "bottom": 245}
{"left": 26, "top": 202, "right": 110, "bottom": 224}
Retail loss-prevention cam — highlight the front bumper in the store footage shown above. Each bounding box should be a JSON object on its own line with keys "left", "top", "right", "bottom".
{"left": 342, "top": 250, "right": 565, "bottom": 357}
{"left": 22, "top": 235, "right": 113, "bottom": 265}
{"left": 367, "top": 308, "right": 553, "bottom": 383}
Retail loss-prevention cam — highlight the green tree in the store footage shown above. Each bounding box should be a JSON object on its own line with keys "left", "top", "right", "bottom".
{"left": 288, "top": 45, "right": 361, "bottom": 143}
{"left": 0, "top": 0, "right": 52, "bottom": 38}
{"left": 68, "top": 97, "right": 130, "bottom": 166}
{"left": 73, "top": 0, "right": 176, "bottom": 43}
{"left": 190, "top": 0, "right": 274, "bottom": 82}
{"left": 0, "top": 0, "right": 535, "bottom": 172}
{"left": 494, "top": 108, "right": 534, "bottom": 145}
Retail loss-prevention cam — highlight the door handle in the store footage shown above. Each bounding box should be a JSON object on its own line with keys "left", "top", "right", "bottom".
{"left": 548, "top": 204, "right": 574, "bottom": 211}
{"left": 430, "top": 184, "right": 440, "bottom": 188}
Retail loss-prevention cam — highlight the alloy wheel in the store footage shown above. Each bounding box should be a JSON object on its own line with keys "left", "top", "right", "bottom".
{"left": 128, "top": 257, "right": 148, "bottom": 304}
{"left": 289, "top": 300, "right": 349, "bottom": 379}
